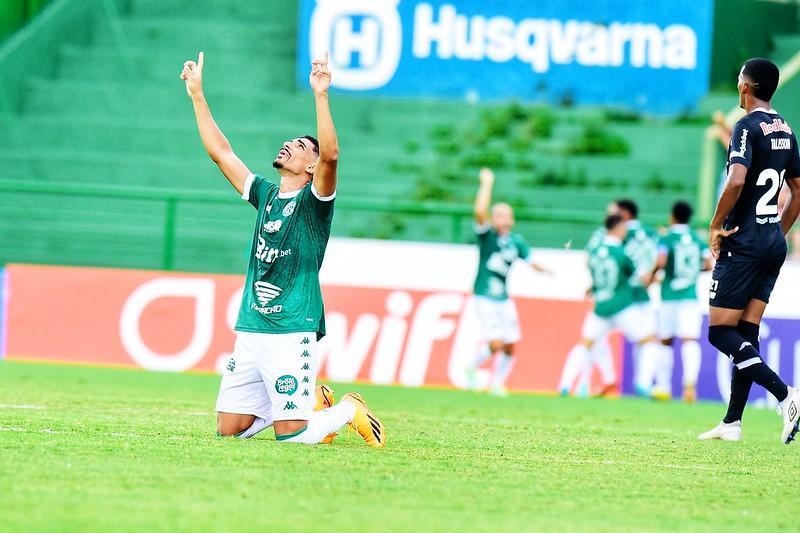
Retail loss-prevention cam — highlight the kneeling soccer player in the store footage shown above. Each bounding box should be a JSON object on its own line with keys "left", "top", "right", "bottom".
{"left": 562, "top": 215, "right": 663, "bottom": 396}
{"left": 181, "top": 51, "right": 385, "bottom": 446}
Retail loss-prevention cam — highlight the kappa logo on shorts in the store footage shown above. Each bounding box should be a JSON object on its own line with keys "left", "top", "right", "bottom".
{"left": 302, "top": 389, "right": 310, "bottom": 397}
{"left": 275, "top": 375, "right": 299, "bottom": 396}
{"left": 302, "top": 350, "right": 310, "bottom": 357}
{"left": 301, "top": 337, "right": 310, "bottom": 345}
{"left": 226, "top": 358, "right": 236, "bottom": 373}
{"left": 284, "top": 401, "right": 298, "bottom": 411}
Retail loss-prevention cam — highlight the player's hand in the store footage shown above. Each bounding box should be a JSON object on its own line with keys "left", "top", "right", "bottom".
{"left": 708, "top": 225, "right": 738, "bottom": 259}
{"left": 310, "top": 52, "right": 331, "bottom": 95}
{"left": 479, "top": 167, "right": 495, "bottom": 186}
{"left": 180, "top": 51, "right": 204, "bottom": 98}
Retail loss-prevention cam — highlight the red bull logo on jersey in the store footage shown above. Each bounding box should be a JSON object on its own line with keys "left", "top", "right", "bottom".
{"left": 760, "top": 119, "right": 792, "bottom": 136}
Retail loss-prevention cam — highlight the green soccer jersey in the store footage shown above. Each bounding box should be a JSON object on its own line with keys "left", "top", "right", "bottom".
{"left": 588, "top": 236, "right": 636, "bottom": 317}
{"left": 473, "top": 225, "right": 531, "bottom": 301}
{"left": 658, "top": 224, "right": 709, "bottom": 301}
{"left": 235, "top": 174, "right": 334, "bottom": 339}
{"left": 586, "top": 226, "right": 606, "bottom": 253}
{"left": 623, "top": 220, "right": 658, "bottom": 303}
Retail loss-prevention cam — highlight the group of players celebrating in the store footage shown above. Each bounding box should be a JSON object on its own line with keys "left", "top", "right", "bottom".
{"left": 182, "top": 47, "right": 800, "bottom": 447}
{"left": 466, "top": 58, "right": 800, "bottom": 445}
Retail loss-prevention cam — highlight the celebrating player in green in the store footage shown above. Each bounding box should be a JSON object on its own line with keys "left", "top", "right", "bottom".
{"left": 466, "top": 168, "right": 550, "bottom": 396}
{"left": 181, "top": 51, "right": 384, "bottom": 447}
{"left": 563, "top": 214, "right": 663, "bottom": 396}
{"left": 653, "top": 202, "right": 712, "bottom": 402}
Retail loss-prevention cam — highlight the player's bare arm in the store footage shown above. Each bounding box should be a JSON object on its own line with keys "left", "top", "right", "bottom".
{"left": 310, "top": 52, "right": 339, "bottom": 196}
{"left": 708, "top": 163, "right": 746, "bottom": 258}
{"left": 474, "top": 167, "right": 494, "bottom": 225}
{"left": 181, "top": 51, "right": 250, "bottom": 195}
{"left": 780, "top": 176, "right": 800, "bottom": 235}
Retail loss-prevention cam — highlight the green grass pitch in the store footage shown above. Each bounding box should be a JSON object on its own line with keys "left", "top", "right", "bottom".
{"left": 0, "top": 360, "right": 797, "bottom": 531}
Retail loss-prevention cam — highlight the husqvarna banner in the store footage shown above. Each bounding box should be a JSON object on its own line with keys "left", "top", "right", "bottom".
{"left": 297, "top": 0, "right": 714, "bottom": 114}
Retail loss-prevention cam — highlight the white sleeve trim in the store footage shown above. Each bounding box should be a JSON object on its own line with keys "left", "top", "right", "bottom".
{"left": 311, "top": 183, "right": 336, "bottom": 202}
{"left": 241, "top": 173, "right": 255, "bottom": 201}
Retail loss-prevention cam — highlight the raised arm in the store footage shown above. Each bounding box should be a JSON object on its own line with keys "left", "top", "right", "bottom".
{"left": 474, "top": 167, "right": 494, "bottom": 225}
{"left": 310, "top": 52, "right": 339, "bottom": 197}
{"left": 180, "top": 52, "right": 250, "bottom": 195}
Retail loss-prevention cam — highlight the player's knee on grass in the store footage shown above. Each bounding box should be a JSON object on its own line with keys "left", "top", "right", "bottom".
{"left": 274, "top": 419, "right": 309, "bottom": 441}
{"left": 217, "top": 413, "right": 256, "bottom": 436}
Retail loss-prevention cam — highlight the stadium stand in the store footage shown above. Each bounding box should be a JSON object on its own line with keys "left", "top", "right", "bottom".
{"left": 0, "top": 0, "right": 797, "bottom": 273}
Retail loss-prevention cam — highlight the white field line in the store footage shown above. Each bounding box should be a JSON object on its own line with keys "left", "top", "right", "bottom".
{"left": 0, "top": 404, "right": 44, "bottom": 409}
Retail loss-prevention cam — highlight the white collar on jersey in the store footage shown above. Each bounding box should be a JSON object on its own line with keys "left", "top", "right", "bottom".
{"left": 602, "top": 235, "right": 622, "bottom": 245}
{"left": 751, "top": 107, "right": 777, "bottom": 114}
{"left": 670, "top": 224, "right": 690, "bottom": 232}
{"left": 277, "top": 188, "right": 302, "bottom": 199}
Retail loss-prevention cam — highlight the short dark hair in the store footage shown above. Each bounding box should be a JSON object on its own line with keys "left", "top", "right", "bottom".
{"left": 671, "top": 201, "right": 693, "bottom": 224}
{"left": 301, "top": 135, "right": 320, "bottom": 154}
{"left": 742, "top": 58, "right": 780, "bottom": 101}
{"left": 605, "top": 214, "right": 624, "bottom": 231}
{"left": 615, "top": 198, "right": 638, "bottom": 219}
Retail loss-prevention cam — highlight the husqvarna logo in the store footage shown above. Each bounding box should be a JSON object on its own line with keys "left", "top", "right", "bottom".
{"left": 309, "top": 0, "right": 402, "bottom": 90}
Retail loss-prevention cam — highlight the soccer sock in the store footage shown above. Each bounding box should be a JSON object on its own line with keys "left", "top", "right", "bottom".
{"left": 654, "top": 344, "right": 674, "bottom": 395}
{"left": 708, "top": 325, "right": 788, "bottom": 403}
{"left": 680, "top": 340, "right": 702, "bottom": 387}
{"left": 279, "top": 402, "right": 356, "bottom": 445}
{"left": 491, "top": 352, "right": 514, "bottom": 390}
{"left": 237, "top": 416, "right": 271, "bottom": 439}
{"left": 591, "top": 340, "right": 616, "bottom": 385}
{"left": 473, "top": 344, "right": 493, "bottom": 369}
{"left": 634, "top": 342, "right": 660, "bottom": 393}
{"left": 560, "top": 344, "right": 589, "bottom": 393}
{"left": 722, "top": 321, "right": 758, "bottom": 423}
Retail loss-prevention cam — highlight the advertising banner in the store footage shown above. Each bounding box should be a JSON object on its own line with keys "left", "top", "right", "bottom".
{"left": 297, "top": 0, "right": 714, "bottom": 114}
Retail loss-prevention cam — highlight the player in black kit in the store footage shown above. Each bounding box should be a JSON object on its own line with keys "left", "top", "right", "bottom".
{"left": 699, "top": 58, "right": 800, "bottom": 444}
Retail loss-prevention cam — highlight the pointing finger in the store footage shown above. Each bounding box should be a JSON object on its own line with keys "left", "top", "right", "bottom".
{"left": 322, "top": 51, "right": 328, "bottom": 66}
{"left": 198, "top": 51, "right": 204, "bottom": 70}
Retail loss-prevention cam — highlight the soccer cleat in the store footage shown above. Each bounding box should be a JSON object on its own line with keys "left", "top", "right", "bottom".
{"left": 683, "top": 385, "right": 697, "bottom": 404}
{"left": 779, "top": 387, "right": 800, "bottom": 445}
{"left": 314, "top": 384, "right": 337, "bottom": 444}
{"left": 698, "top": 421, "right": 742, "bottom": 441}
{"left": 651, "top": 389, "right": 672, "bottom": 402}
{"left": 315, "top": 384, "right": 335, "bottom": 411}
{"left": 341, "top": 392, "right": 385, "bottom": 448}
{"left": 594, "top": 382, "right": 617, "bottom": 398}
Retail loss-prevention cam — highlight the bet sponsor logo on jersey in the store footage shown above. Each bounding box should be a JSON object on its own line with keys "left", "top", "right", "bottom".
{"left": 255, "top": 239, "right": 292, "bottom": 264}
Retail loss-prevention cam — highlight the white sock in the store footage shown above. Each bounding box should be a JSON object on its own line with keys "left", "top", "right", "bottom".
{"left": 238, "top": 416, "right": 272, "bottom": 439}
{"left": 681, "top": 340, "right": 701, "bottom": 387}
{"left": 491, "top": 353, "right": 514, "bottom": 390}
{"left": 280, "top": 402, "right": 356, "bottom": 444}
{"left": 635, "top": 342, "right": 660, "bottom": 393}
{"left": 654, "top": 344, "right": 674, "bottom": 395}
{"left": 591, "top": 340, "right": 616, "bottom": 385}
{"left": 473, "top": 345, "right": 493, "bottom": 369}
{"left": 560, "top": 344, "right": 589, "bottom": 393}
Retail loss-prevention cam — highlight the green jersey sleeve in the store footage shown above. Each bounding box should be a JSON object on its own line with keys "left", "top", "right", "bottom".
{"left": 515, "top": 234, "right": 531, "bottom": 262}
{"left": 244, "top": 173, "right": 278, "bottom": 210}
{"left": 307, "top": 183, "right": 336, "bottom": 224}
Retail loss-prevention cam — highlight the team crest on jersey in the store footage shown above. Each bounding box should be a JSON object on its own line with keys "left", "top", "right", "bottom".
{"left": 275, "top": 375, "right": 298, "bottom": 395}
{"left": 282, "top": 201, "right": 297, "bottom": 217}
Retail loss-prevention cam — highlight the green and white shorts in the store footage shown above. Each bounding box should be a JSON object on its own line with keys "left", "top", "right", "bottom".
{"left": 215, "top": 331, "right": 318, "bottom": 422}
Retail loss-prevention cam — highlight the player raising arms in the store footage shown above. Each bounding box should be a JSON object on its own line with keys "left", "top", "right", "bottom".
{"left": 181, "top": 51, "right": 385, "bottom": 447}
{"left": 653, "top": 201, "right": 712, "bottom": 403}
{"left": 699, "top": 58, "right": 800, "bottom": 444}
{"left": 466, "top": 168, "right": 551, "bottom": 396}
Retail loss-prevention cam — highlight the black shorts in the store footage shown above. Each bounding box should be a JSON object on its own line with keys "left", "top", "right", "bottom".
{"left": 708, "top": 252, "right": 786, "bottom": 309}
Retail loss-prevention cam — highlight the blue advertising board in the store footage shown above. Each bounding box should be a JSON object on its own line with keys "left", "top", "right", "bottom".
{"left": 622, "top": 316, "right": 800, "bottom": 404}
{"left": 297, "top": 0, "right": 714, "bottom": 115}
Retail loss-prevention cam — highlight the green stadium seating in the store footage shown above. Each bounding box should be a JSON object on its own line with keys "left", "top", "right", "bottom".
{"left": 8, "top": 0, "right": 796, "bottom": 273}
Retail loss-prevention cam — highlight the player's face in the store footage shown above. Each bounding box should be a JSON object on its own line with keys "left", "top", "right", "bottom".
{"left": 272, "top": 137, "right": 318, "bottom": 176}
{"left": 606, "top": 202, "right": 619, "bottom": 216}
{"left": 492, "top": 204, "right": 514, "bottom": 234}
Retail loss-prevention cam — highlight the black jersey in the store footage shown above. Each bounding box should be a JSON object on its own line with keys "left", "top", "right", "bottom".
{"left": 724, "top": 109, "right": 800, "bottom": 258}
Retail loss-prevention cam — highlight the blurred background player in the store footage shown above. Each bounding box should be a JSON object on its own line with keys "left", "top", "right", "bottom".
{"left": 700, "top": 58, "right": 800, "bottom": 443}
{"left": 467, "top": 168, "right": 551, "bottom": 396}
{"left": 653, "top": 201, "right": 712, "bottom": 403}
{"left": 560, "top": 201, "right": 621, "bottom": 397}
{"left": 616, "top": 199, "right": 664, "bottom": 397}
{"left": 182, "top": 51, "right": 385, "bottom": 447}
{"left": 562, "top": 215, "right": 664, "bottom": 397}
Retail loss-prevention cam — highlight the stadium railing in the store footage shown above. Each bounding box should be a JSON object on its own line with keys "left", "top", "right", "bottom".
{"left": 0, "top": 179, "right": 608, "bottom": 271}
